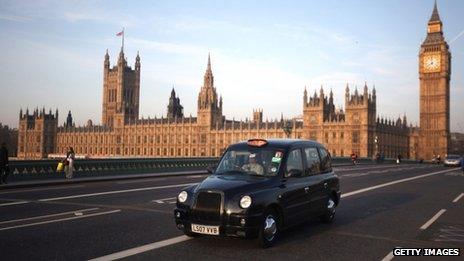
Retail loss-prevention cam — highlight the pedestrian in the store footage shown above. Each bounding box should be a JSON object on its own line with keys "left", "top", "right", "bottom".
{"left": 350, "top": 152, "right": 357, "bottom": 165}
{"left": 437, "top": 154, "right": 441, "bottom": 165}
{"left": 0, "top": 142, "right": 9, "bottom": 184}
{"left": 396, "top": 154, "right": 402, "bottom": 164}
{"left": 65, "top": 147, "right": 75, "bottom": 179}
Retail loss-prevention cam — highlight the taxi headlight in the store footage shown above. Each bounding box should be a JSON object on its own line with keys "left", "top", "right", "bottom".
{"left": 240, "top": 195, "right": 252, "bottom": 209}
{"left": 178, "top": 191, "right": 188, "bottom": 203}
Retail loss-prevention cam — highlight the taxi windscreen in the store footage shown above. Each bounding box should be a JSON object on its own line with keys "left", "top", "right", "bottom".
{"left": 215, "top": 148, "right": 285, "bottom": 176}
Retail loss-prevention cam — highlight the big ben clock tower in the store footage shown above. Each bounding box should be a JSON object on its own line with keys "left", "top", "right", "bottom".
{"left": 418, "top": 1, "right": 451, "bottom": 160}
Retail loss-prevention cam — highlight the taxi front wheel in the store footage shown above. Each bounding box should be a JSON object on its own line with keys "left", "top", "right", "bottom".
{"left": 257, "top": 209, "right": 279, "bottom": 248}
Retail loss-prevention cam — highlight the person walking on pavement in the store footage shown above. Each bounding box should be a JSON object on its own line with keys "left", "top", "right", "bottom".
{"left": 396, "top": 154, "right": 402, "bottom": 164}
{"left": 0, "top": 142, "right": 9, "bottom": 184}
{"left": 65, "top": 147, "right": 75, "bottom": 179}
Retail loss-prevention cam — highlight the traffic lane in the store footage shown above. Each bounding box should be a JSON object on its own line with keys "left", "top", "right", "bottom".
{"left": 0, "top": 201, "right": 114, "bottom": 222}
{"left": 336, "top": 164, "right": 433, "bottom": 178}
{"left": 0, "top": 174, "right": 208, "bottom": 201}
{"left": 39, "top": 186, "right": 191, "bottom": 213}
{"left": 13, "top": 165, "right": 451, "bottom": 216}
{"left": 0, "top": 164, "right": 408, "bottom": 200}
{"left": 0, "top": 164, "right": 415, "bottom": 202}
{"left": 0, "top": 207, "right": 182, "bottom": 261}
{"left": 0, "top": 165, "right": 445, "bottom": 223}
{"left": 132, "top": 168, "right": 462, "bottom": 260}
{"left": 339, "top": 164, "right": 448, "bottom": 193}
{"left": 334, "top": 163, "right": 416, "bottom": 174}
{"left": 335, "top": 168, "right": 463, "bottom": 242}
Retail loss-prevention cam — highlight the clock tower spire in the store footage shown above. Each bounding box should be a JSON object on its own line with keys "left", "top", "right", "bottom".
{"left": 418, "top": 0, "right": 451, "bottom": 160}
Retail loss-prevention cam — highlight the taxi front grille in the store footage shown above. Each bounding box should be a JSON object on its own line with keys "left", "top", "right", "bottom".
{"left": 192, "top": 192, "right": 222, "bottom": 223}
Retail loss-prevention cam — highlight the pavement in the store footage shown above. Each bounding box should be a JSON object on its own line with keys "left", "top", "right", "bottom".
{"left": 0, "top": 164, "right": 462, "bottom": 261}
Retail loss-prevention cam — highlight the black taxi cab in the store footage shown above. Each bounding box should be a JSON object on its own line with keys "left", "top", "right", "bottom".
{"left": 174, "top": 139, "right": 340, "bottom": 247}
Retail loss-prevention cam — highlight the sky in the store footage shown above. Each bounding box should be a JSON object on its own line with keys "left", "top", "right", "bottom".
{"left": 0, "top": 0, "right": 463, "bottom": 132}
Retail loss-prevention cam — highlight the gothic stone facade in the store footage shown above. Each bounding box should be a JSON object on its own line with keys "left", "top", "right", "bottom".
{"left": 18, "top": 4, "right": 450, "bottom": 160}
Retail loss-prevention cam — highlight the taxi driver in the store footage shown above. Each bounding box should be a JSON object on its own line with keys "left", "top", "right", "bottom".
{"left": 242, "top": 153, "right": 264, "bottom": 175}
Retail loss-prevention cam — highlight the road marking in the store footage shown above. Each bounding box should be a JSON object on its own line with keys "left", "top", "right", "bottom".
{"left": 88, "top": 235, "right": 190, "bottom": 261}
{"left": 116, "top": 178, "right": 167, "bottom": 184}
{"left": 152, "top": 197, "right": 176, "bottom": 204}
{"left": 381, "top": 250, "right": 395, "bottom": 261}
{"left": 0, "top": 201, "right": 29, "bottom": 207}
{"left": 452, "top": 193, "right": 464, "bottom": 203}
{"left": 341, "top": 168, "right": 457, "bottom": 198}
{"left": 420, "top": 209, "right": 446, "bottom": 230}
{"left": 0, "top": 209, "right": 121, "bottom": 231}
{"left": 38, "top": 183, "right": 197, "bottom": 202}
{"left": 89, "top": 167, "right": 457, "bottom": 260}
{"left": 0, "top": 208, "right": 99, "bottom": 225}
{"left": 0, "top": 185, "right": 85, "bottom": 195}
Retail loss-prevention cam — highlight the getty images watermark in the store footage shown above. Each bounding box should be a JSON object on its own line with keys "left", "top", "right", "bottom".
{"left": 393, "top": 247, "right": 460, "bottom": 257}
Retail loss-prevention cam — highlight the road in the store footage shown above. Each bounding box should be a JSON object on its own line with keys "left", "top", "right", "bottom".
{"left": 0, "top": 164, "right": 462, "bottom": 261}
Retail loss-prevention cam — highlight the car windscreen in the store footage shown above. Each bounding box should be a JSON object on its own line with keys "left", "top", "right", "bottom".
{"left": 446, "top": 155, "right": 460, "bottom": 159}
{"left": 215, "top": 148, "right": 285, "bottom": 177}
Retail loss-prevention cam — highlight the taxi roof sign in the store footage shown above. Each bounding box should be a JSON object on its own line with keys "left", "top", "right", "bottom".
{"left": 247, "top": 139, "right": 268, "bottom": 147}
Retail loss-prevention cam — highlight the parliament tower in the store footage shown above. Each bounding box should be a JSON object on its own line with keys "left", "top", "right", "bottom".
{"left": 418, "top": 1, "right": 451, "bottom": 160}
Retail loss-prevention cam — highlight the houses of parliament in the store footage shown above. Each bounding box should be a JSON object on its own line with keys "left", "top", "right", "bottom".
{"left": 17, "top": 3, "right": 451, "bottom": 161}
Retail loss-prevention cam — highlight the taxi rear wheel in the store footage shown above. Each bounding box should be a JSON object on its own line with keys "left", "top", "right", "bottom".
{"left": 320, "top": 196, "right": 336, "bottom": 223}
{"left": 257, "top": 209, "right": 279, "bottom": 248}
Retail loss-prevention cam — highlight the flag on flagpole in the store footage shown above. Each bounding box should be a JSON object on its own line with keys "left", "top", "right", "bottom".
{"left": 116, "top": 30, "right": 124, "bottom": 36}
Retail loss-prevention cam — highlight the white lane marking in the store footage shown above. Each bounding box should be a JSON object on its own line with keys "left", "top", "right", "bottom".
{"left": 167, "top": 201, "right": 177, "bottom": 204}
{"left": 0, "top": 209, "right": 121, "bottom": 231}
{"left": 116, "top": 178, "right": 167, "bottom": 184}
{"left": 0, "top": 201, "right": 29, "bottom": 207}
{"left": 38, "top": 183, "right": 197, "bottom": 202}
{"left": 152, "top": 197, "right": 176, "bottom": 204}
{"left": 452, "top": 193, "right": 464, "bottom": 203}
{"left": 420, "top": 209, "right": 447, "bottom": 230}
{"left": 0, "top": 185, "right": 85, "bottom": 195}
{"left": 0, "top": 208, "right": 99, "bottom": 225}
{"left": 88, "top": 235, "right": 190, "bottom": 261}
{"left": 341, "top": 168, "right": 457, "bottom": 198}
{"left": 381, "top": 250, "right": 395, "bottom": 261}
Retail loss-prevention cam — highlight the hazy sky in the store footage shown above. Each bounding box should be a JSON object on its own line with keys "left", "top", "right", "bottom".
{"left": 0, "top": 0, "right": 463, "bottom": 131}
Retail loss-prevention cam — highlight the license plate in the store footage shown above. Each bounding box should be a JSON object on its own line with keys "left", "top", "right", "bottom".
{"left": 191, "top": 224, "right": 219, "bottom": 235}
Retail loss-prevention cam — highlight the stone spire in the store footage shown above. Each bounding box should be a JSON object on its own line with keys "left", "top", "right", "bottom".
{"left": 104, "top": 49, "right": 110, "bottom": 68}
{"left": 198, "top": 53, "right": 218, "bottom": 109}
{"left": 429, "top": 0, "right": 441, "bottom": 23}
{"left": 303, "top": 86, "right": 308, "bottom": 105}
{"left": 135, "top": 51, "right": 140, "bottom": 70}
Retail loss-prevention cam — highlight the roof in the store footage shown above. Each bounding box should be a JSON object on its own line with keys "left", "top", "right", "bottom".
{"left": 228, "top": 138, "right": 323, "bottom": 150}
{"left": 429, "top": 1, "right": 441, "bottom": 23}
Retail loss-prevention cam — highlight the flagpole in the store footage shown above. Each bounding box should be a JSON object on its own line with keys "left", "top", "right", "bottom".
{"left": 122, "top": 27, "right": 125, "bottom": 51}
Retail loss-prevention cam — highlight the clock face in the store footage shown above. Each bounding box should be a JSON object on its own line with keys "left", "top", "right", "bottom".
{"left": 423, "top": 54, "right": 441, "bottom": 72}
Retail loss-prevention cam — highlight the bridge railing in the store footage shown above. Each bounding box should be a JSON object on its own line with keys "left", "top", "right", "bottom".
{"left": 8, "top": 157, "right": 219, "bottom": 182}
{"left": 7, "top": 156, "right": 419, "bottom": 183}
